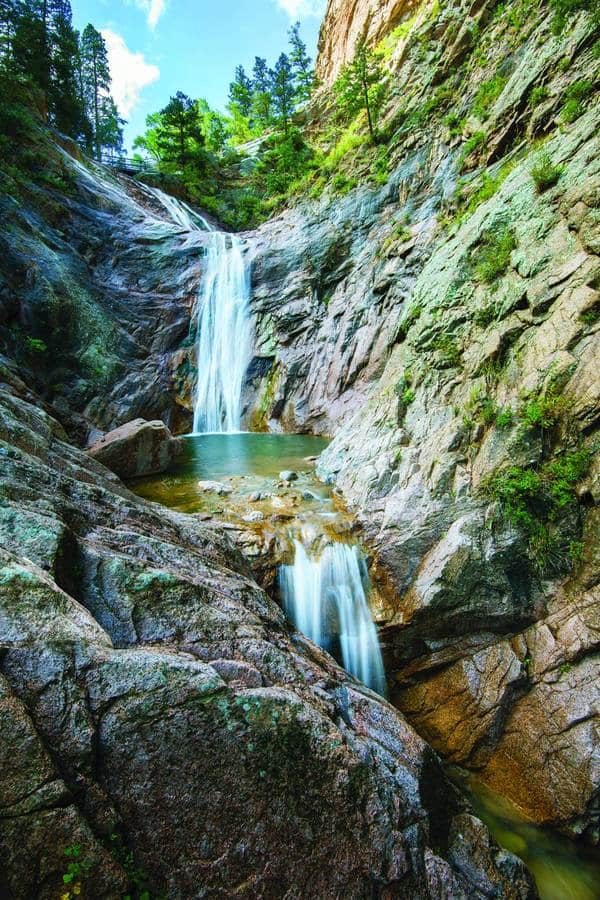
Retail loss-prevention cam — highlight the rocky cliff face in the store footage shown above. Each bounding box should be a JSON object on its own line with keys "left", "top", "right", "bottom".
{"left": 316, "top": 0, "right": 422, "bottom": 86}
{"left": 0, "top": 383, "right": 535, "bottom": 898}
{"left": 247, "top": 0, "right": 600, "bottom": 841}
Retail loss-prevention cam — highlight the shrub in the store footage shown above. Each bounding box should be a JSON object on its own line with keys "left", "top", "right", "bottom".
{"left": 482, "top": 448, "right": 592, "bottom": 574}
{"left": 531, "top": 151, "right": 564, "bottom": 192}
{"left": 496, "top": 408, "right": 514, "bottom": 428}
{"left": 471, "top": 224, "right": 517, "bottom": 283}
{"left": 549, "top": 0, "right": 600, "bottom": 33}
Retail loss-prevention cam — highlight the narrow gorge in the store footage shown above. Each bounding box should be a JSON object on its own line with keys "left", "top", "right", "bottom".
{"left": 0, "top": 0, "right": 599, "bottom": 897}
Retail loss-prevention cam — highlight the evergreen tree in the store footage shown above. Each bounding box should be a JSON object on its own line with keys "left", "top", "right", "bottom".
{"left": 228, "top": 64, "right": 253, "bottom": 118}
{"left": 135, "top": 91, "right": 205, "bottom": 172}
{"left": 12, "top": 1, "right": 50, "bottom": 94}
{"left": 251, "top": 56, "right": 272, "bottom": 129}
{"left": 334, "top": 39, "right": 386, "bottom": 141}
{"left": 50, "top": 1, "right": 84, "bottom": 137}
{"left": 0, "top": 0, "right": 22, "bottom": 69}
{"left": 80, "top": 24, "right": 119, "bottom": 159}
{"left": 270, "top": 53, "right": 295, "bottom": 135}
{"left": 288, "top": 21, "right": 314, "bottom": 101}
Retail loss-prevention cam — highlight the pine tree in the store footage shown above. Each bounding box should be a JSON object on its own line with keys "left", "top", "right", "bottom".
{"left": 50, "top": 0, "right": 84, "bottom": 137}
{"left": 334, "top": 39, "right": 386, "bottom": 142}
{"left": 0, "top": 0, "right": 22, "bottom": 70}
{"left": 270, "top": 53, "right": 295, "bottom": 135}
{"left": 251, "top": 56, "right": 272, "bottom": 129}
{"left": 80, "top": 24, "right": 111, "bottom": 158}
{"left": 12, "top": 1, "right": 50, "bottom": 95}
{"left": 228, "top": 65, "right": 253, "bottom": 118}
{"left": 156, "top": 91, "right": 205, "bottom": 171}
{"left": 288, "top": 21, "right": 314, "bottom": 102}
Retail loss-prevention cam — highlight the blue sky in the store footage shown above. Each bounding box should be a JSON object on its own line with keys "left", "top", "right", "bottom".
{"left": 72, "top": 0, "right": 326, "bottom": 151}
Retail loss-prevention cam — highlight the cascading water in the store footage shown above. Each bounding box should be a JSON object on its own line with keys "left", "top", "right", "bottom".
{"left": 141, "top": 186, "right": 252, "bottom": 434}
{"left": 280, "top": 539, "right": 386, "bottom": 695}
{"left": 192, "top": 232, "right": 252, "bottom": 434}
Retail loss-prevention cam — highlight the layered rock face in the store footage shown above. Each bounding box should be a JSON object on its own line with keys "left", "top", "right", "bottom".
{"left": 248, "top": 0, "right": 600, "bottom": 840}
{"left": 0, "top": 145, "right": 208, "bottom": 441}
{"left": 316, "top": 0, "right": 422, "bottom": 85}
{"left": 0, "top": 384, "right": 535, "bottom": 898}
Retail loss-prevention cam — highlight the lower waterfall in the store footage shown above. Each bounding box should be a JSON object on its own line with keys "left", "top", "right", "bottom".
{"left": 280, "top": 539, "right": 386, "bottom": 695}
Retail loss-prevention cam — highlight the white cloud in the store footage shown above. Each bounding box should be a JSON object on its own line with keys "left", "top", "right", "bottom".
{"left": 273, "top": 0, "right": 326, "bottom": 19}
{"left": 130, "top": 0, "right": 167, "bottom": 29}
{"left": 102, "top": 30, "right": 160, "bottom": 118}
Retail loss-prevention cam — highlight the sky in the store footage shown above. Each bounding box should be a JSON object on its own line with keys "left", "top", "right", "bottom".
{"left": 72, "top": 0, "right": 326, "bottom": 152}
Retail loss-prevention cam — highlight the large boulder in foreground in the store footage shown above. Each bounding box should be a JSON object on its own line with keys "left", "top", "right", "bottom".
{"left": 87, "top": 418, "right": 181, "bottom": 479}
{"left": 0, "top": 388, "right": 535, "bottom": 899}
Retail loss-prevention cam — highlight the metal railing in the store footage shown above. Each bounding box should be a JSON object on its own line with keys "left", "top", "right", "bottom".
{"left": 102, "top": 155, "right": 160, "bottom": 176}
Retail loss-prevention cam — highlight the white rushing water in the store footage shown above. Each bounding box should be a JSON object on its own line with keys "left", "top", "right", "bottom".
{"left": 280, "top": 540, "right": 386, "bottom": 695}
{"left": 192, "top": 232, "right": 252, "bottom": 433}
{"left": 142, "top": 187, "right": 252, "bottom": 434}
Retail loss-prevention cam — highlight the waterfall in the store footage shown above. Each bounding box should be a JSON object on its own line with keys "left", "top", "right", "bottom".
{"left": 141, "top": 186, "right": 252, "bottom": 434}
{"left": 280, "top": 540, "right": 386, "bottom": 695}
{"left": 192, "top": 232, "right": 252, "bottom": 434}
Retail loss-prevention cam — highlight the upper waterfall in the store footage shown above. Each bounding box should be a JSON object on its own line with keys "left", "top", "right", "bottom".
{"left": 143, "top": 187, "right": 252, "bottom": 434}
{"left": 192, "top": 232, "right": 252, "bottom": 433}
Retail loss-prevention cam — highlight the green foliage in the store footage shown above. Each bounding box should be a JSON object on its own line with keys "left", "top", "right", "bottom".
{"left": 26, "top": 336, "right": 47, "bottom": 354}
{"left": 560, "top": 79, "right": 593, "bottom": 123}
{"left": 61, "top": 844, "right": 93, "bottom": 897}
{"left": 579, "top": 305, "right": 600, "bottom": 325}
{"left": 431, "top": 331, "right": 462, "bottom": 368}
{"left": 395, "top": 303, "right": 422, "bottom": 341}
{"left": 473, "top": 303, "right": 497, "bottom": 328}
{"left": 496, "top": 408, "right": 514, "bottom": 429}
{"left": 106, "top": 832, "right": 152, "bottom": 900}
{"left": 530, "top": 151, "right": 564, "bottom": 192}
{"left": 471, "top": 224, "right": 517, "bottom": 283}
{"left": 459, "top": 131, "right": 486, "bottom": 168}
{"left": 482, "top": 448, "right": 592, "bottom": 575}
{"left": 548, "top": 0, "right": 600, "bottom": 33}
{"left": 472, "top": 75, "right": 508, "bottom": 120}
{"left": 334, "top": 39, "right": 387, "bottom": 141}
{"left": 519, "top": 389, "right": 565, "bottom": 430}
{"left": 528, "top": 85, "right": 549, "bottom": 107}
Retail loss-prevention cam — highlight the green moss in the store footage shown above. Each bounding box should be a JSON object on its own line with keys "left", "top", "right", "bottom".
{"left": 560, "top": 79, "right": 593, "bottom": 123}
{"left": 431, "top": 331, "right": 462, "bottom": 368}
{"left": 528, "top": 85, "right": 549, "bottom": 107}
{"left": 395, "top": 303, "right": 422, "bottom": 341}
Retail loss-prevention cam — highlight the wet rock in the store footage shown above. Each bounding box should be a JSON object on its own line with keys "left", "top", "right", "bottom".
{"left": 87, "top": 418, "right": 180, "bottom": 479}
{"left": 279, "top": 470, "right": 298, "bottom": 482}
{"left": 197, "top": 480, "right": 233, "bottom": 495}
{"left": 0, "top": 387, "right": 534, "bottom": 898}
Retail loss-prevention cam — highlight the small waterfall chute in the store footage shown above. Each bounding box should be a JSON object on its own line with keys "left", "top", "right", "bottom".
{"left": 280, "top": 539, "right": 386, "bottom": 695}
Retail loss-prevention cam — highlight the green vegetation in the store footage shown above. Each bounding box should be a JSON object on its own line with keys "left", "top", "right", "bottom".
{"left": 0, "top": 4, "right": 122, "bottom": 160}
{"left": 560, "top": 79, "right": 594, "bottom": 123}
{"left": 528, "top": 85, "right": 549, "bottom": 107}
{"left": 26, "top": 336, "right": 47, "bottom": 354}
{"left": 472, "top": 75, "right": 508, "bottom": 120}
{"left": 548, "top": 0, "right": 600, "bottom": 33}
{"left": 482, "top": 447, "right": 592, "bottom": 574}
{"left": 519, "top": 388, "right": 565, "bottom": 430}
{"left": 395, "top": 303, "right": 422, "bottom": 341}
{"left": 471, "top": 224, "right": 517, "bottom": 283}
{"left": 459, "top": 131, "right": 487, "bottom": 169}
{"left": 431, "top": 331, "right": 462, "bottom": 368}
{"left": 334, "top": 39, "right": 386, "bottom": 142}
{"left": 61, "top": 844, "right": 93, "bottom": 898}
{"left": 530, "top": 151, "right": 564, "bottom": 192}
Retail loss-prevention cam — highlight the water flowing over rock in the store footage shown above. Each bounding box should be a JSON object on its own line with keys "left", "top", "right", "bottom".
{"left": 193, "top": 232, "right": 253, "bottom": 434}
{"left": 280, "top": 539, "right": 386, "bottom": 695}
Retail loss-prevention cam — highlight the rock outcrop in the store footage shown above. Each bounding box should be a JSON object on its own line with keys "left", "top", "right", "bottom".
{"left": 246, "top": 0, "right": 600, "bottom": 841}
{"left": 87, "top": 418, "right": 181, "bottom": 479}
{"left": 0, "top": 386, "right": 535, "bottom": 898}
{"left": 316, "top": 0, "right": 422, "bottom": 86}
